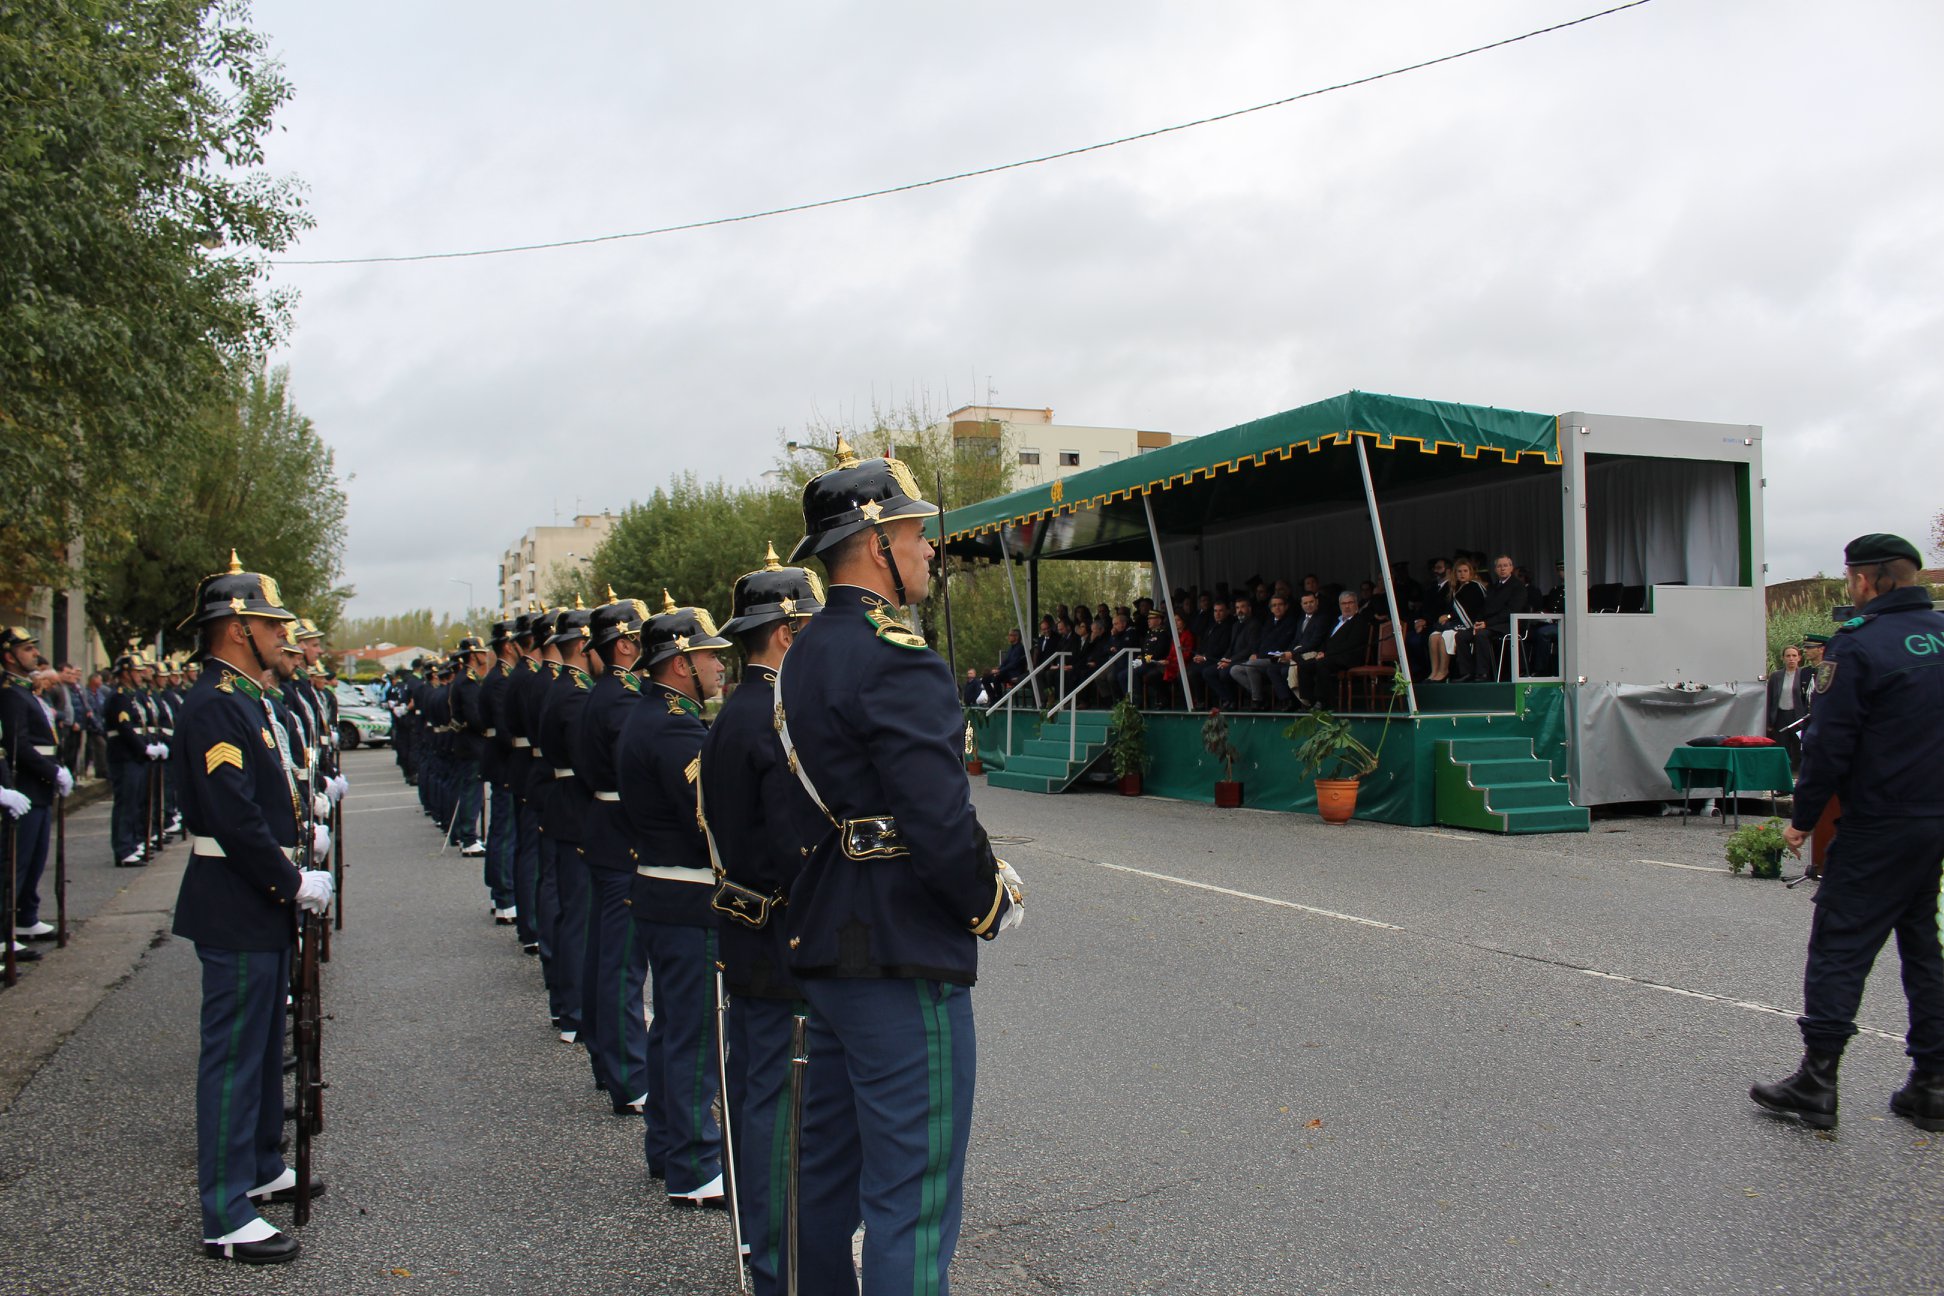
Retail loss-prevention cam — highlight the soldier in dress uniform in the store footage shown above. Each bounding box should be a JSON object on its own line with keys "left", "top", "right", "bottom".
{"left": 170, "top": 553, "right": 333, "bottom": 1264}
{"left": 618, "top": 592, "right": 732, "bottom": 1206}
{"left": 535, "top": 603, "right": 596, "bottom": 1043}
{"left": 778, "top": 441, "right": 1024, "bottom": 1293}
{"left": 447, "top": 634, "right": 491, "bottom": 856}
{"left": 479, "top": 620, "right": 522, "bottom": 924}
{"left": 575, "top": 594, "right": 654, "bottom": 1110}
{"left": 503, "top": 609, "right": 557, "bottom": 956}
{"left": 291, "top": 620, "right": 348, "bottom": 822}
{"left": 701, "top": 546, "right": 825, "bottom": 1292}
{"left": 2, "top": 626, "right": 74, "bottom": 953}
{"left": 157, "top": 661, "right": 186, "bottom": 837}
{"left": 104, "top": 653, "right": 156, "bottom": 866}
{"left": 1752, "top": 533, "right": 1944, "bottom": 1132}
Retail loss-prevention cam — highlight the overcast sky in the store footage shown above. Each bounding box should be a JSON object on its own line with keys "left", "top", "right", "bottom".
{"left": 255, "top": 0, "right": 1941, "bottom": 617}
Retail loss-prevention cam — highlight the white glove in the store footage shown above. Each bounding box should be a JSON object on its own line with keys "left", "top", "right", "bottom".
{"left": 327, "top": 774, "right": 348, "bottom": 803}
{"left": 157, "top": 743, "right": 169, "bottom": 759}
{"left": 55, "top": 767, "right": 73, "bottom": 798}
{"left": 144, "top": 743, "right": 164, "bottom": 759}
{"left": 995, "top": 859, "right": 1025, "bottom": 933}
{"left": 312, "top": 792, "right": 330, "bottom": 819}
{"left": 310, "top": 822, "right": 332, "bottom": 864}
{"left": 295, "top": 869, "right": 335, "bottom": 914}
{"left": 0, "top": 788, "right": 29, "bottom": 819}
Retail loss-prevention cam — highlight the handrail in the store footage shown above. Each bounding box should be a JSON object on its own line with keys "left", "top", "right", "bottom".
{"left": 981, "top": 652, "right": 1068, "bottom": 759}
{"left": 1048, "top": 647, "right": 1141, "bottom": 763}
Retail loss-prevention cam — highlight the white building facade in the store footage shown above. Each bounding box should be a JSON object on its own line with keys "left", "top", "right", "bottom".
{"left": 497, "top": 513, "right": 616, "bottom": 613}
{"left": 937, "top": 405, "right": 1174, "bottom": 487}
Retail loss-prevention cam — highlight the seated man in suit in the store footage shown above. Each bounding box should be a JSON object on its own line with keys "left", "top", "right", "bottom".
{"left": 1288, "top": 591, "right": 1330, "bottom": 706}
{"left": 1228, "top": 593, "right": 1299, "bottom": 710}
{"left": 1456, "top": 554, "right": 1527, "bottom": 682}
{"left": 1298, "top": 590, "right": 1372, "bottom": 709}
{"left": 981, "top": 628, "right": 1028, "bottom": 699}
{"left": 1203, "top": 596, "right": 1258, "bottom": 710}
{"left": 1189, "top": 600, "right": 1233, "bottom": 707}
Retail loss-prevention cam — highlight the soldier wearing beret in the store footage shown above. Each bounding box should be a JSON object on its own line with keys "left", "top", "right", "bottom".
{"left": 575, "top": 593, "right": 654, "bottom": 1108}
{"left": 701, "top": 545, "right": 825, "bottom": 1292}
{"left": 2, "top": 626, "right": 72, "bottom": 954}
{"left": 617, "top": 593, "right": 733, "bottom": 1206}
{"left": 778, "top": 440, "right": 1024, "bottom": 1292}
{"left": 1753, "top": 533, "right": 1944, "bottom": 1133}
{"left": 171, "top": 553, "right": 334, "bottom": 1264}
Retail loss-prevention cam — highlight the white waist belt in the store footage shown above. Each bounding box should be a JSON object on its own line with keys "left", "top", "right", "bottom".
{"left": 483, "top": 728, "right": 497, "bottom": 737}
{"left": 511, "top": 737, "right": 531, "bottom": 748}
{"left": 191, "top": 835, "right": 298, "bottom": 863}
{"left": 553, "top": 767, "right": 575, "bottom": 779}
{"left": 593, "top": 791, "right": 620, "bottom": 802}
{"left": 634, "top": 864, "right": 714, "bottom": 884}
{"left": 32, "top": 744, "right": 57, "bottom": 755}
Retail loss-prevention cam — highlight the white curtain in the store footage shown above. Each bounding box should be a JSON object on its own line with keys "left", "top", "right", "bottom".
{"left": 1585, "top": 458, "right": 1741, "bottom": 587}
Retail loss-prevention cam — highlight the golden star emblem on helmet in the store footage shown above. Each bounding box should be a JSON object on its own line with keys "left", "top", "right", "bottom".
{"left": 778, "top": 597, "right": 796, "bottom": 616}
{"left": 675, "top": 635, "right": 690, "bottom": 651}
{"left": 858, "top": 500, "right": 884, "bottom": 522}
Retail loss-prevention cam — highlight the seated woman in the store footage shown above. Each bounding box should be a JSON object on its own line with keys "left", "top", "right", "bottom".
{"left": 1427, "top": 557, "right": 1485, "bottom": 681}
{"left": 1766, "top": 643, "right": 1813, "bottom": 768}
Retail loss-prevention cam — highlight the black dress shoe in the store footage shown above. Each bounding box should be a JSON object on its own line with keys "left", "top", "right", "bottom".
{"left": 283, "top": 1103, "right": 296, "bottom": 1124}
{"left": 282, "top": 1056, "right": 297, "bottom": 1075}
{"left": 204, "top": 1231, "right": 301, "bottom": 1263}
{"left": 8, "top": 944, "right": 43, "bottom": 963}
{"left": 251, "top": 1177, "right": 326, "bottom": 1206}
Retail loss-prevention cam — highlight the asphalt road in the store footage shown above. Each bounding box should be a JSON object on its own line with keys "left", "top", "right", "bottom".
{"left": 1, "top": 749, "right": 1937, "bottom": 1294}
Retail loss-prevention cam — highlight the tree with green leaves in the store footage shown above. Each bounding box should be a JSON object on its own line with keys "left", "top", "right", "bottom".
{"left": 0, "top": 0, "right": 309, "bottom": 603}
{"left": 86, "top": 366, "right": 347, "bottom": 656}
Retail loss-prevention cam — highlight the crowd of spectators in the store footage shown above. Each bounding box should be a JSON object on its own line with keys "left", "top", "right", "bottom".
{"left": 967, "top": 551, "right": 1572, "bottom": 714}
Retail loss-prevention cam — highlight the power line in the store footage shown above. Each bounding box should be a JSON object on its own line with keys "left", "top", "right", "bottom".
{"left": 274, "top": 0, "right": 1655, "bottom": 268}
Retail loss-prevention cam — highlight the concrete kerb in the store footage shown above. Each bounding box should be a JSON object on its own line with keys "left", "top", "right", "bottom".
{"left": 0, "top": 841, "right": 189, "bottom": 1115}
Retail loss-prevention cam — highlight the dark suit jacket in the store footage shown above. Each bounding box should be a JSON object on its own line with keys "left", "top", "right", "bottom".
{"left": 1320, "top": 613, "right": 1373, "bottom": 670}
{"left": 1294, "top": 612, "right": 1329, "bottom": 655}
{"left": 1479, "top": 577, "right": 1528, "bottom": 632}
{"left": 1765, "top": 668, "right": 1813, "bottom": 733}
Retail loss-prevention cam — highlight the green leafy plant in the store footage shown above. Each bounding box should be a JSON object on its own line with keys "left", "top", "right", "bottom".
{"left": 1282, "top": 707, "right": 1378, "bottom": 780}
{"left": 1201, "top": 708, "right": 1241, "bottom": 781}
{"left": 1725, "top": 817, "right": 1789, "bottom": 878}
{"left": 1108, "top": 697, "right": 1148, "bottom": 779}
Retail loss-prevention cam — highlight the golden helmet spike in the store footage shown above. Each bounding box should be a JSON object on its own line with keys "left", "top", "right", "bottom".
{"left": 227, "top": 549, "right": 243, "bottom": 574}
{"left": 661, "top": 589, "right": 678, "bottom": 614}
{"left": 604, "top": 584, "right": 619, "bottom": 605}
{"left": 574, "top": 593, "right": 585, "bottom": 609}
{"left": 833, "top": 435, "right": 860, "bottom": 468}
{"left": 763, "top": 541, "right": 782, "bottom": 570}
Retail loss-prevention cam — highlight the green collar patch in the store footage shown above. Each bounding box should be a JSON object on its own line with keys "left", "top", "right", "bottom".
{"left": 215, "top": 666, "right": 261, "bottom": 701}
{"left": 570, "top": 666, "right": 592, "bottom": 689}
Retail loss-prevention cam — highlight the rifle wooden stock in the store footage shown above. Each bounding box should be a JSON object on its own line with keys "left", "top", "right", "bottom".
{"left": 55, "top": 795, "right": 66, "bottom": 948}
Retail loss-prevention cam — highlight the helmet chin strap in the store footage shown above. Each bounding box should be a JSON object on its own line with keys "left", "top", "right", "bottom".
{"left": 241, "top": 620, "right": 274, "bottom": 675}
{"left": 874, "top": 525, "right": 907, "bottom": 607}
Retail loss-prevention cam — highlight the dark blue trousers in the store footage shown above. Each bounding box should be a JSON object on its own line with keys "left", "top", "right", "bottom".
{"left": 798, "top": 978, "right": 976, "bottom": 1296}
{"left": 1801, "top": 815, "right": 1944, "bottom": 1068}
{"left": 485, "top": 785, "right": 516, "bottom": 910}
{"left": 729, "top": 995, "right": 805, "bottom": 1296}
{"left": 638, "top": 921, "right": 721, "bottom": 1193}
{"left": 584, "top": 866, "right": 649, "bottom": 1103}
{"left": 550, "top": 844, "right": 591, "bottom": 1033}
{"left": 109, "top": 755, "right": 146, "bottom": 861}
{"left": 8, "top": 805, "right": 50, "bottom": 926}
{"left": 512, "top": 797, "right": 541, "bottom": 945}
{"left": 194, "top": 945, "right": 289, "bottom": 1239}
{"left": 452, "top": 761, "right": 482, "bottom": 844}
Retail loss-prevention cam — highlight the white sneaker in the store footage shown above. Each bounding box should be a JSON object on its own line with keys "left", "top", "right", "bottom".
{"left": 559, "top": 1029, "right": 578, "bottom": 1044}
{"left": 14, "top": 921, "right": 55, "bottom": 939}
{"left": 492, "top": 907, "right": 516, "bottom": 924}
{"left": 460, "top": 839, "right": 486, "bottom": 857}
{"left": 669, "top": 1173, "right": 726, "bottom": 1208}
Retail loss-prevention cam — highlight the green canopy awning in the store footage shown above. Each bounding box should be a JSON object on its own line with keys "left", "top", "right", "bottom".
{"left": 936, "top": 390, "right": 1558, "bottom": 559}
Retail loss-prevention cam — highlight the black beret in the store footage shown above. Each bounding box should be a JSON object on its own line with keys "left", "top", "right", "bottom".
{"left": 1843, "top": 533, "right": 1921, "bottom": 567}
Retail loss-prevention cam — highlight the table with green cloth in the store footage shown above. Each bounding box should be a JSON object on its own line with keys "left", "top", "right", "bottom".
{"left": 1663, "top": 745, "right": 1797, "bottom": 827}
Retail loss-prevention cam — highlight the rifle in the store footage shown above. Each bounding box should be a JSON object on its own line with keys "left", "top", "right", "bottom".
{"left": 3, "top": 817, "right": 16, "bottom": 988}
{"left": 785, "top": 1010, "right": 808, "bottom": 1296}
{"left": 715, "top": 969, "right": 748, "bottom": 1292}
{"left": 291, "top": 910, "right": 325, "bottom": 1226}
{"left": 332, "top": 798, "right": 345, "bottom": 933}
{"left": 54, "top": 794, "right": 66, "bottom": 948}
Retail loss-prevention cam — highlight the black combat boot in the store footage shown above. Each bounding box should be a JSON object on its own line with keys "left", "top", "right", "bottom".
{"left": 1889, "top": 1068, "right": 1944, "bottom": 1132}
{"left": 1750, "top": 1051, "right": 1840, "bottom": 1129}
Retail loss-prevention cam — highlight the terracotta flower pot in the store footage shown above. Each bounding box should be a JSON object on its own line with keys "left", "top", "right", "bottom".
{"left": 1118, "top": 774, "right": 1143, "bottom": 796}
{"left": 1314, "top": 777, "right": 1360, "bottom": 824}
{"left": 1214, "top": 780, "right": 1243, "bottom": 808}
{"left": 966, "top": 757, "right": 984, "bottom": 775}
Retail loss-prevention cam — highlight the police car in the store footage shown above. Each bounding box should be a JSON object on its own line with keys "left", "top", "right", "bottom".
{"left": 334, "top": 682, "right": 394, "bottom": 749}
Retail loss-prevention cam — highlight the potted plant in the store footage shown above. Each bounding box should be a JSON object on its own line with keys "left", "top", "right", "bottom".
{"left": 1282, "top": 706, "right": 1378, "bottom": 824}
{"left": 1108, "top": 697, "right": 1148, "bottom": 795}
{"left": 1202, "top": 708, "right": 1244, "bottom": 807}
{"left": 1725, "top": 817, "right": 1788, "bottom": 879}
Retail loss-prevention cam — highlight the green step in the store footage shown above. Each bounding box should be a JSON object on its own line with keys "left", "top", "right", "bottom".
{"left": 1501, "top": 805, "right": 1592, "bottom": 833}
{"left": 1445, "top": 737, "right": 1535, "bottom": 762}
{"left": 1465, "top": 758, "right": 1553, "bottom": 785}
{"left": 1483, "top": 781, "right": 1574, "bottom": 810}
{"left": 999, "top": 754, "right": 1082, "bottom": 779}
{"left": 1021, "top": 736, "right": 1108, "bottom": 760}
{"left": 985, "top": 770, "right": 1060, "bottom": 793}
